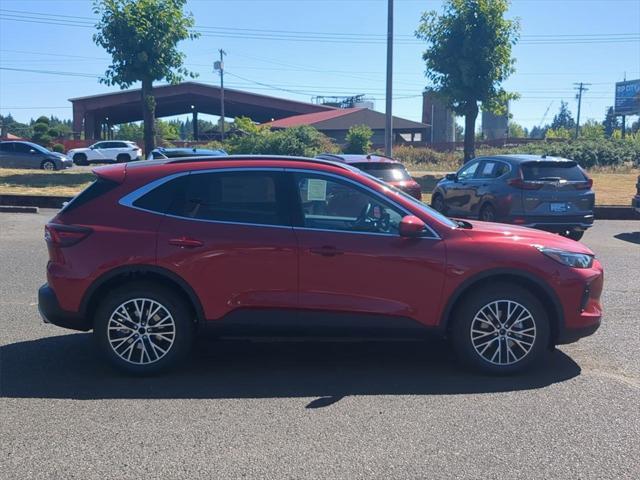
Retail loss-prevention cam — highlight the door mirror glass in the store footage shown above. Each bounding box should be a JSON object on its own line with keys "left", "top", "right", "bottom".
{"left": 30, "top": 149, "right": 38, "bottom": 154}
{"left": 399, "top": 215, "right": 426, "bottom": 237}
{"left": 445, "top": 173, "right": 457, "bottom": 182}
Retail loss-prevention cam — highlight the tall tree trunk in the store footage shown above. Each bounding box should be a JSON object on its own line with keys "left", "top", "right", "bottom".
{"left": 463, "top": 102, "right": 479, "bottom": 163}
{"left": 141, "top": 78, "right": 156, "bottom": 156}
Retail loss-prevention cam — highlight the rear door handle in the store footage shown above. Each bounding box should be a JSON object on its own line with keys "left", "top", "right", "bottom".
{"left": 168, "top": 237, "right": 204, "bottom": 249}
{"left": 309, "top": 246, "right": 344, "bottom": 257}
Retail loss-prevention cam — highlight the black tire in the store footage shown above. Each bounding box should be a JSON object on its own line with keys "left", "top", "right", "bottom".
{"left": 451, "top": 283, "right": 550, "bottom": 375}
{"left": 73, "top": 153, "right": 88, "bottom": 166}
{"left": 479, "top": 203, "right": 497, "bottom": 222}
{"left": 564, "top": 230, "right": 584, "bottom": 241}
{"left": 41, "top": 160, "right": 57, "bottom": 171}
{"left": 431, "top": 193, "right": 446, "bottom": 213}
{"left": 116, "top": 153, "right": 130, "bottom": 163}
{"left": 93, "top": 282, "right": 195, "bottom": 375}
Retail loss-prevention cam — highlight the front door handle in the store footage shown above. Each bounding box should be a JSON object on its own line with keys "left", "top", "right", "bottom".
{"left": 168, "top": 237, "right": 204, "bottom": 249}
{"left": 309, "top": 246, "right": 344, "bottom": 257}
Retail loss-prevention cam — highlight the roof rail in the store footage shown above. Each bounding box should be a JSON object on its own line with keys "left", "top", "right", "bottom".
{"left": 165, "top": 154, "right": 351, "bottom": 170}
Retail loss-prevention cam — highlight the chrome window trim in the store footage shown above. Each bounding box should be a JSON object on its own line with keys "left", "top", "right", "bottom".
{"left": 119, "top": 166, "right": 441, "bottom": 239}
{"left": 286, "top": 168, "right": 441, "bottom": 240}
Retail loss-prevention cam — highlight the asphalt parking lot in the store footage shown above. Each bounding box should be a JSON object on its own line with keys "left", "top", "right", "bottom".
{"left": 1, "top": 211, "right": 638, "bottom": 479}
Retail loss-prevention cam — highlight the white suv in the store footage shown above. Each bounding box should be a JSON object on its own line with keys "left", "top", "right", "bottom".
{"left": 68, "top": 141, "right": 142, "bottom": 165}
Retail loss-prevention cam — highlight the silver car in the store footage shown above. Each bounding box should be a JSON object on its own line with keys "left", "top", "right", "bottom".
{"left": 0, "top": 141, "right": 73, "bottom": 170}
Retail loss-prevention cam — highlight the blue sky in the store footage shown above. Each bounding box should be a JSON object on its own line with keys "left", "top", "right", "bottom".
{"left": 1, "top": 0, "right": 639, "bottom": 130}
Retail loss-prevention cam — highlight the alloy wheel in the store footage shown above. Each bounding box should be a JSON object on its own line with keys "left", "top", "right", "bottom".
{"left": 470, "top": 300, "right": 536, "bottom": 366}
{"left": 107, "top": 298, "right": 176, "bottom": 365}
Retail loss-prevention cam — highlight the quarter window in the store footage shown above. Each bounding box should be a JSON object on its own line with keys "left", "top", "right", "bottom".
{"left": 294, "top": 173, "right": 404, "bottom": 234}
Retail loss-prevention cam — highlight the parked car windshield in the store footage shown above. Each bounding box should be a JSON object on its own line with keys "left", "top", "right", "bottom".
{"left": 352, "top": 162, "right": 412, "bottom": 182}
{"left": 355, "top": 168, "right": 458, "bottom": 229}
{"left": 522, "top": 161, "right": 586, "bottom": 181}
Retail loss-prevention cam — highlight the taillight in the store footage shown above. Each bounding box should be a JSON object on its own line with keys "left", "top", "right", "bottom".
{"left": 45, "top": 224, "right": 92, "bottom": 247}
{"left": 508, "top": 178, "right": 543, "bottom": 190}
{"left": 575, "top": 178, "right": 593, "bottom": 190}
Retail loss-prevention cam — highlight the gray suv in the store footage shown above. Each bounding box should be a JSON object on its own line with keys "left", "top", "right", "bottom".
{"left": 0, "top": 141, "right": 73, "bottom": 170}
{"left": 431, "top": 155, "right": 594, "bottom": 241}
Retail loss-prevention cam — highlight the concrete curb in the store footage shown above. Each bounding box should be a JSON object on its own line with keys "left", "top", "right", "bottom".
{"left": 0, "top": 193, "right": 638, "bottom": 220}
{"left": 0, "top": 205, "right": 39, "bottom": 213}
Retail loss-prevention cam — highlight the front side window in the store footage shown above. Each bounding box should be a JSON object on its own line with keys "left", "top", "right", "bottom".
{"left": 294, "top": 173, "right": 404, "bottom": 235}
{"left": 171, "top": 171, "right": 288, "bottom": 226}
{"left": 14, "top": 142, "right": 37, "bottom": 154}
{"left": 457, "top": 162, "right": 479, "bottom": 180}
{"left": 92, "top": 142, "right": 107, "bottom": 149}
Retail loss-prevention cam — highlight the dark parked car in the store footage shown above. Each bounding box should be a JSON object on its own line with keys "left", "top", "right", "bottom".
{"left": 39, "top": 155, "right": 603, "bottom": 376}
{"left": 147, "top": 147, "right": 227, "bottom": 160}
{"left": 633, "top": 175, "right": 640, "bottom": 215}
{"left": 0, "top": 141, "right": 73, "bottom": 170}
{"left": 431, "top": 155, "right": 594, "bottom": 241}
{"left": 316, "top": 154, "right": 422, "bottom": 200}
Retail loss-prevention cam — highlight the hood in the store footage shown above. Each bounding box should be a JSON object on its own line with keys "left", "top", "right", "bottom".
{"left": 67, "top": 147, "right": 90, "bottom": 154}
{"left": 460, "top": 219, "right": 594, "bottom": 255}
{"left": 49, "top": 152, "right": 69, "bottom": 159}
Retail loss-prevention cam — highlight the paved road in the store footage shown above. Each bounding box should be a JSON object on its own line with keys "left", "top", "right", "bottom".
{"left": 1, "top": 212, "right": 638, "bottom": 479}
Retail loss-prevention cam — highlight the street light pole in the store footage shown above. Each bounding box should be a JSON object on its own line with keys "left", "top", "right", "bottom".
{"left": 215, "top": 49, "right": 227, "bottom": 141}
{"left": 384, "top": 0, "right": 394, "bottom": 157}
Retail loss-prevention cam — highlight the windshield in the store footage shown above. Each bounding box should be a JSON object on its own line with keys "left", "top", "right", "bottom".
{"left": 353, "top": 163, "right": 412, "bottom": 182}
{"left": 355, "top": 168, "right": 458, "bottom": 229}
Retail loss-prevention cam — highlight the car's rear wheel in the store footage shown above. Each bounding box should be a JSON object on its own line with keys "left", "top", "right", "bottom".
{"left": 451, "top": 283, "right": 550, "bottom": 375}
{"left": 93, "top": 282, "right": 194, "bottom": 375}
{"left": 73, "top": 153, "right": 88, "bottom": 166}
{"left": 41, "top": 160, "right": 57, "bottom": 171}
{"left": 479, "top": 204, "right": 496, "bottom": 222}
{"left": 431, "top": 193, "right": 446, "bottom": 213}
{"left": 116, "top": 153, "right": 129, "bottom": 163}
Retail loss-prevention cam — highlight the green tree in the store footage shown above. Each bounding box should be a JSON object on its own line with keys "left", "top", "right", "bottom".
{"left": 545, "top": 127, "right": 572, "bottom": 140}
{"left": 93, "top": 0, "right": 199, "bottom": 155}
{"left": 344, "top": 124, "right": 373, "bottom": 154}
{"left": 550, "top": 101, "right": 576, "bottom": 131}
{"left": 508, "top": 121, "right": 525, "bottom": 138}
{"left": 31, "top": 117, "right": 54, "bottom": 146}
{"left": 602, "top": 106, "right": 620, "bottom": 138}
{"left": 580, "top": 119, "right": 605, "bottom": 140}
{"left": 415, "top": 0, "right": 520, "bottom": 162}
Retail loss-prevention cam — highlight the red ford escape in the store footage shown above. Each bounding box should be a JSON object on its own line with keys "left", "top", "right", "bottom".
{"left": 39, "top": 156, "right": 604, "bottom": 375}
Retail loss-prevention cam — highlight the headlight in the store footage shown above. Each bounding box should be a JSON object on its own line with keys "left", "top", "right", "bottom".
{"left": 536, "top": 246, "right": 594, "bottom": 268}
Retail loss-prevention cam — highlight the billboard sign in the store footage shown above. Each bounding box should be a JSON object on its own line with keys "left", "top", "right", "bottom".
{"left": 615, "top": 79, "right": 640, "bottom": 115}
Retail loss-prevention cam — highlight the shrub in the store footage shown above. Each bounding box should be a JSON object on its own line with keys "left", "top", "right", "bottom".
{"left": 344, "top": 124, "right": 373, "bottom": 154}
{"left": 52, "top": 144, "right": 65, "bottom": 153}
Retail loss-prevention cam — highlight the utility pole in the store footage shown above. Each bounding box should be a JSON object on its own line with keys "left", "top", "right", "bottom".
{"left": 384, "top": 0, "right": 394, "bottom": 157}
{"left": 573, "top": 82, "right": 590, "bottom": 139}
{"left": 215, "top": 49, "right": 227, "bottom": 141}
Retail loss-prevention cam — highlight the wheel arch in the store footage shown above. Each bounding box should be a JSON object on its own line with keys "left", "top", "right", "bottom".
{"left": 80, "top": 265, "right": 205, "bottom": 327}
{"left": 440, "top": 268, "right": 564, "bottom": 345}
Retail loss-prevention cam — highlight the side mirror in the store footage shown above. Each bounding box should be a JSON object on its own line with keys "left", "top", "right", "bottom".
{"left": 29, "top": 149, "right": 38, "bottom": 154}
{"left": 445, "top": 173, "right": 458, "bottom": 182}
{"left": 399, "top": 215, "right": 426, "bottom": 237}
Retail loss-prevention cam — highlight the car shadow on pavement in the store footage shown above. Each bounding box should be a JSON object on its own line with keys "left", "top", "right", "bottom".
{"left": 1, "top": 333, "right": 581, "bottom": 404}
{"left": 614, "top": 232, "right": 640, "bottom": 245}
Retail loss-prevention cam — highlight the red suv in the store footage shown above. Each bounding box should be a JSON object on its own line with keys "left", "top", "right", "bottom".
{"left": 39, "top": 156, "right": 604, "bottom": 375}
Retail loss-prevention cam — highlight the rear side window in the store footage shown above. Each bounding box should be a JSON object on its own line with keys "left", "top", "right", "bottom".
{"left": 61, "top": 177, "right": 120, "bottom": 214}
{"left": 169, "top": 171, "right": 288, "bottom": 226}
{"left": 522, "top": 162, "right": 586, "bottom": 181}
{"left": 353, "top": 163, "right": 412, "bottom": 182}
{"left": 0, "top": 142, "right": 13, "bottom": 152}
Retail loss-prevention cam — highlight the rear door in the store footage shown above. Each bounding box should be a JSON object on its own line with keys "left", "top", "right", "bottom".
{"left": 520, "top": 161, "right": 594, "bottom": 217}
{"left": 153, "top": 168, "right": 299, "bottom": 321}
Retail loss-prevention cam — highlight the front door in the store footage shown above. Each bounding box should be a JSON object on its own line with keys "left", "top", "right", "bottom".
{"left": 445, "top": 160, "right": 480, "bottom": 216}
{"left": 154, "top": 169, "right": 299, "bottom": 320}
{"left": 289, "top": 170, "right": 447, "bottom": 327}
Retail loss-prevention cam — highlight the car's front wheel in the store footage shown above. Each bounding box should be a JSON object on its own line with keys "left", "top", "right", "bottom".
{"left": 73, "top": 153, "right": 88, "bottom": 166}
{"left": 93, "top": 282, "right": 195, "bottom": 375}
{"left": 41, "top": 160, "right": 57, "bottom": 171}
{"left": 451, "top": 283, "right": 550, "bottom": 374}
{"left": 431, "top": 193, "right": 446, "bottom": 213}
